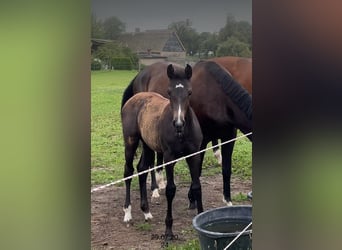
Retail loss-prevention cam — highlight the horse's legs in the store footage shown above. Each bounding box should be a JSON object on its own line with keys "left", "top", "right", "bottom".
{"left": 123, "top": 137, "right": 139, "bottom": 222}
{"left": 221, "top": 128, "right": 237, "bottom": 206}
{"left": 149, "top": 151, "right": 159, "bottom": 198}
{"left": 212, "top": 139, "right": 222, "bottom": 165}
{"left": 138, "top": 143, "right": 154, "bottom": 220}
{"left": 163, "top": 155, "right": 176, "bottom": 241}
{"left": 186, "top": 155, "right": 203, "bottom": 214}
{"left": 150, "top": 152, "right": 164, "bottom": 198}
{"left": 188, "top": 138, "right": 208, "bottom": 209}
{"left": 155, "top": 153, "right": 166, "bottom": 189}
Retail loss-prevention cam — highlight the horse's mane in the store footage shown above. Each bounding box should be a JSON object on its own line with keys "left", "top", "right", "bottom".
{"left": 121, "top": 75, "right": 136, "bottom": 110}
{"left": 202, "top": 61, "right": 252, "bottom": 120}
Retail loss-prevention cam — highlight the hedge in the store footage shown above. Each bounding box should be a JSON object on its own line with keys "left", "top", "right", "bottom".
{"left": 111, "top": 57, "right": 133, "bottom": 70}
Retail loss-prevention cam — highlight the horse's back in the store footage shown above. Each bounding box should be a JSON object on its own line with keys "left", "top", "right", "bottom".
{"left": 122, "top": 92, "right": 169, "bottom": 152}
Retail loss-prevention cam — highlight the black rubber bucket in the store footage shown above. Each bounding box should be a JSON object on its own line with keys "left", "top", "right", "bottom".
{"left": 192, "top": 205, "right": 252, "bottom": 250}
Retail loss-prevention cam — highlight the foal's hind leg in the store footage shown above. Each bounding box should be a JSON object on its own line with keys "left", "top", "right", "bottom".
{"left": 150, "top": 152, "right": 165, "bottom": 198}
{"left": 212, "top": 139, "right": 222, "bottom": 165}
{"left": 123, "top": 137, "right": 139, "bottom": 222}
{"left": 156, "top": 152, "right": 166, "bottom": 189}
{"left": 138, "top": 143, "right": 154, "bottom": 220}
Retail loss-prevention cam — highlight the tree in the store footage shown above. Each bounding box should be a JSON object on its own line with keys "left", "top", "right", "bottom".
{"left": 102, "top": 16, "right": 126, "bottom": 40}
{"left": 93, "top": 42, "right": 138, "bottom": 69}
{"left": 216, "top": 37, "right": 252, "bottom": 57}
{"left": 91, "top": 13, "right": 104, "bottom": 38}
{"left": 168, "top": 20, "right": 199, "bottom": 55}
{"left": 218, "top": 14, "right": 252, "bottom": 51}
{"left": 198, "top": 32, "right": 219, "bottom": 57}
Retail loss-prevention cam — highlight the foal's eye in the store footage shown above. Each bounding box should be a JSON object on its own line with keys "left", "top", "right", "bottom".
{"left": 188, "top": 90, "right": 192, "bottom": 96}
{"left": 167, "top": 88, "right": 171, "bottom": 96}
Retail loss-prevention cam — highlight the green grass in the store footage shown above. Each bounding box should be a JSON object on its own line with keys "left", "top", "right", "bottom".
{"left": 165, "top": 239, "right": 200, "bottom": 250}
{"left": 135, "top": 222, "right": 152, "bottom": 232}
{"left": 91, "top": 70, "right": 252, "bottom": 186}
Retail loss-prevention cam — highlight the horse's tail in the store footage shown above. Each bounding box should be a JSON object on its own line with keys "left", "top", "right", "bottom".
{"left": 121, "top": 76, "right": 136, "bottom": 110}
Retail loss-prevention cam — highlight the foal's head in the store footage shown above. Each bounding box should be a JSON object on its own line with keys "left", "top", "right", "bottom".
{"left": 166, "top": 64, "right": 193, "bottom": 136}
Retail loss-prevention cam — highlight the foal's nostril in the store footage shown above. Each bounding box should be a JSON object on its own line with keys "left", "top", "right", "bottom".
{"left": 173, "top": 120, "right": 184, "bottom": 131}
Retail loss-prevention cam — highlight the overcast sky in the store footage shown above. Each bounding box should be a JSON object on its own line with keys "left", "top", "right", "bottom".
{"left": 92, "top": 0, "right": 252, "bottom": 33}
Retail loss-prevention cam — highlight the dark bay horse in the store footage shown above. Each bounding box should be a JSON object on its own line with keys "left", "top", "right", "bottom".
{"left": 121, "top": 64, "right": 203, "bottom": 240}
{"left": 208, "top": 56, "right": 252, "bottom": 163}
{"left": 122, "top": 61, "right": 252, "bottom": 206}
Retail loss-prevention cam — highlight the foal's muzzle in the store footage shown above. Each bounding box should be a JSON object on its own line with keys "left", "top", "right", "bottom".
{"left": 173, "top": 119, "right": 185, "bottom": 136}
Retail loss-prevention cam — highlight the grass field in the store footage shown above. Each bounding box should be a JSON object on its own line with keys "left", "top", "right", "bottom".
{"left": 91, "top": 70, "right": 252, "bottom": 187}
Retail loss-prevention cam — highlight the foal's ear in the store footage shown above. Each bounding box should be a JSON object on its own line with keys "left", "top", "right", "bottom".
{"left": 167, "top": 64, "right": 175, "bottom": 79}
{"left": 185, "top": 64, "right": 192, "bottom": 79}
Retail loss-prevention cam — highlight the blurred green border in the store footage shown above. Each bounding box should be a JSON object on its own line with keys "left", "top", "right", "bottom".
{"left": 0, "top": 1, "right": 90, "bottom": 249}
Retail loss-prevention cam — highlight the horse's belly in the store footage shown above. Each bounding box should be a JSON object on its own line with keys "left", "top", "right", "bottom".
{"left": 138, "top": 108, "right": 163, "bottom": 152}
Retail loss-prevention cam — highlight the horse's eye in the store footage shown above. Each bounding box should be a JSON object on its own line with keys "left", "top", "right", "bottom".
{"left": 167, "top": 88, "right": 171, "bottom": 96}
{"left": 188, "top": 90, "right": 192, "bottom": 96}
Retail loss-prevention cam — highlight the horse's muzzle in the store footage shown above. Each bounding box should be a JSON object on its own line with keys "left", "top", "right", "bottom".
{"left": 173, "top": 120, "right": 184, "bottom": 136}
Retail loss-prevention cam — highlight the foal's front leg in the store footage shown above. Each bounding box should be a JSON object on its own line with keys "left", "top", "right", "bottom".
{"left": 138, "top": 144, "right": 154, "bottom": 220}
{"left": 123, "top": 138, "right": 139, "bottom": 222}
{"left": 164, "top": 161, "right": 176, "bottom": 241}
{"left": 187, "top": 155, "right": 203, "bottom": 214}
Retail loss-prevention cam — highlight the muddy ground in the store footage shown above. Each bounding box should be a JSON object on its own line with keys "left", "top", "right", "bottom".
{"left": 91, "top": 174, "right": 252, "bottom": 250}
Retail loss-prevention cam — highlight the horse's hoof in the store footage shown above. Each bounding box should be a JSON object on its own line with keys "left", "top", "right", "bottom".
{"left": 123, "top": 205, "right": 132, "bottom": 222}
{"left": 189, "top": 201, "right": 197, "bottom": 210}
{"left": 158, "top": 181, "right": 166, "bottom": 190}
{"left": 151, "top": 188, "right": 160, "bottom": 198}
{"left": 222, "top": 197, "right": 233, "bottom": 206}
{"left": 144, "top": 212, "right": 153, "bottom": 221}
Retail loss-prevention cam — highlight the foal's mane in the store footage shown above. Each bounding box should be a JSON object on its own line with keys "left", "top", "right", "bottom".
{"left": 201, "top": 61, "right": 252, "bottom": 120}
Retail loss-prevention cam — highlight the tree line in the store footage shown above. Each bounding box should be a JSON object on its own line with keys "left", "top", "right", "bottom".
{"left": 91, "top": 14, "right": 251, "bottom": 69}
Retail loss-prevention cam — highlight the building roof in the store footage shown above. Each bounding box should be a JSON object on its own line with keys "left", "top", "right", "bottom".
{"left": 117, "top": 29, "right": 186, "bottom": 53}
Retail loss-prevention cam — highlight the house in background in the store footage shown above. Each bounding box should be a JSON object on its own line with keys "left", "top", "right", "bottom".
{"left": 117, "top": 29, "right": 186, "bottom": 66}
{"left": 91, "top": 29, "right": 186, "bottom": 68}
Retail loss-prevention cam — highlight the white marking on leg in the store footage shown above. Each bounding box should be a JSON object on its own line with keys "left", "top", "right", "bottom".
{"left": 123, "top": 205, "right": 132, "bottom": 222}
{"left": 152, "top": 188, "right": 160, "bottom": 198}
{"left": 222, "top": 196, "right": 233, "bottom": 206}
{"left": 156, "top": 171, "right": 166, "bottom": 189}
{"left": 144, "top": 212, "right": 153, "bottom": 220}
{"left": 214, "top": 149, "right": 222, "bottom": 165}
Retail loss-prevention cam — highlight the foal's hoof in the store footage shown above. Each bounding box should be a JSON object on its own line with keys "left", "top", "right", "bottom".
{"left": 151, "top": 188, "right": 160, "bottom": 198}
{"left": 123, "top": 205, "right": 132, "bottom": 222}
{"left": 144, "top": 212, "right": 153, "bottom": 221}
{"left": 222, "top": 197, "right": 233, "bottom": 206}
{"left": 188, "top": 201, "right": 197, "bottom": 210}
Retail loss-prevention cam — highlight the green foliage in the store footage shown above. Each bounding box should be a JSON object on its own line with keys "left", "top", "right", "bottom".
{"left": 111, "top": 57, "right": 133, "bottom": 70}
{"left": 93, "top": 43, "right": 138, "bottom": 69}
{"left": 91, "top": 58, "right": 101, "bottom": 70}
{"left": 91, "top": 13, "right": 104, "bottom": 39}
{"left": 216, "top": 37, "right": 252, "bottom": 57}
{"left": 218, "top": 14, "right": 252, "bottom": 48}
{"left": 232, "top": 192, "right": 249, "bottom": 202}
{"left": 168, "top": 15, "right": 251, "bottom": 57}
{"left": 135, "top": 222, "right": 152, "bottom": 231}
{"left": 165, "top": 238, "right": 200, "bottom": 250}
{"left": 168, "top": 20, "right": 199, "bottom": 55}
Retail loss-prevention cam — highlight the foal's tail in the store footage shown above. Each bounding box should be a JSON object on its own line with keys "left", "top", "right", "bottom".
{"left": 121, "top": 76, "right": 136, "bottom": 110}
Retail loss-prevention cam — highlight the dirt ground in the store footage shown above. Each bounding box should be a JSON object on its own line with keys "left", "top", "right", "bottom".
{"left": 91, "top": 174, "right": 252, "bottom": 250}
